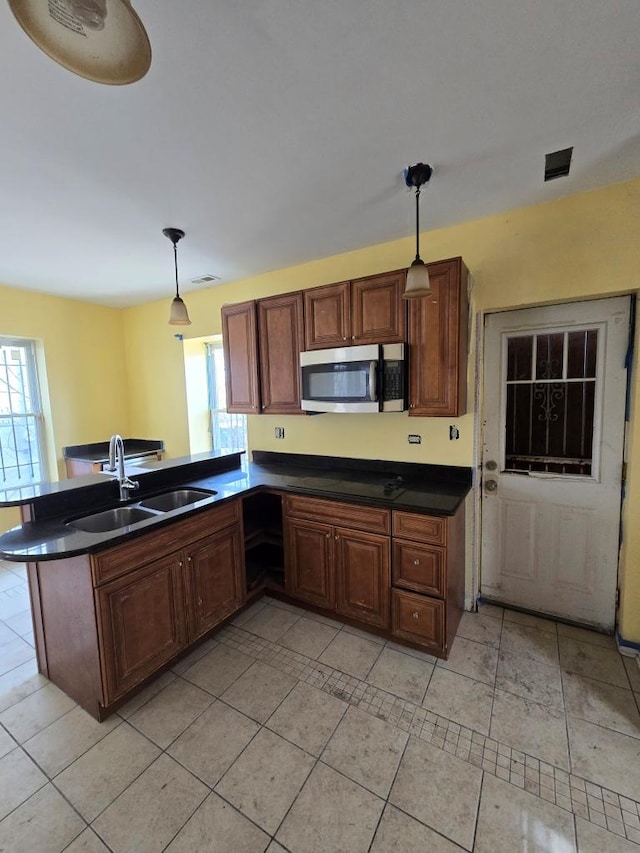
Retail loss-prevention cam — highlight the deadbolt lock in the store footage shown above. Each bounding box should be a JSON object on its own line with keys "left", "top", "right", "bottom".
{"left": 485, "top": 460, "right": 498, "bottom": 471}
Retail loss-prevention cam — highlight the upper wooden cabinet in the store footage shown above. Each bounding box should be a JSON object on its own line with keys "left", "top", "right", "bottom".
{"left": 304, "top": 271, "right": 406, "bottom": 350}
{"left": 408, "top": 257, "right": 469, "bottom": 417}
{"left": 221, "top": 300, "right": 260, "bottom": 414}
{"left": 222, "top": 294, "right": 305, "bottom": 415}
{"left": 258, "top": 292, "right": 305, "bottom": 414}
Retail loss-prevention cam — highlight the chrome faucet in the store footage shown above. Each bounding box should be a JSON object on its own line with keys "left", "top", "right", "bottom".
{"left": 108, "top": 434, "right": 139, "bottom": 501}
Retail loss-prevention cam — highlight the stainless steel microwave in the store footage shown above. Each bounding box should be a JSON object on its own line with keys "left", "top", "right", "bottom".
{"left": 300, "top": 343, "right": 406, "bottom": 413}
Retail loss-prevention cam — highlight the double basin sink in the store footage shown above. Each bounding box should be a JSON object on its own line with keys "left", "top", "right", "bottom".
{"left": 66, "top": 488, "right": 217, "bottom": 534}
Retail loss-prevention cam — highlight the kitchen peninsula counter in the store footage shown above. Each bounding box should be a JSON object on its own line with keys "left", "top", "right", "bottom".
{"left": 0, "top": 450, "right": 471, "bottom": 719}
{"left": 0, "top": 450, "right": 471, "bottom": 562}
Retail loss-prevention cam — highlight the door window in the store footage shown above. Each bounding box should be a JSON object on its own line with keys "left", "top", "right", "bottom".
{"left": 504, "top": 329, "right": 598, "bottom": 475}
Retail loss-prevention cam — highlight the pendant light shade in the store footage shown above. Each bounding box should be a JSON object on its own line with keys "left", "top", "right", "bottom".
{"left": 169, "top": 296, "right": 191, "bottom": 325}
{"left": 404, "top": 258, "right": 432, "bottom": 298}
{"left": 8, "top": 0, "right": 151, "bottom": 85}
{"left": 402, "top": 163, "right": 433, "bottom": 300}
{"left": 164, "top": 228, "right": 192, "bottom": 326}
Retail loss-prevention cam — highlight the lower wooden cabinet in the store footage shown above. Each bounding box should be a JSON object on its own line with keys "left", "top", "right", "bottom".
{"left": 284, "top": 495, "right": 390, "bottom": 629}
{"left": 28, "top": 489, "right": 466, "bottom": 719}
{"left": 97, "top": 555, "right": 188, "bottom": 703}
{"left": 185, "top": 526, "right": 245, "bottom": 641}
{"left": 334, "top": 527, "right": 389, "bottom": 628}
{"left": 390, "top": 507, "right": 465, "bottom": 656}
{"left": 30, "top": 500, "right": 245, "bottom": 718}
{"left": 285, "top": 517, "right": 334, "bottom": 609}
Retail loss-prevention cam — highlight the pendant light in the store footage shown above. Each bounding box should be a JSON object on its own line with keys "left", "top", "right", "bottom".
{"left": 402, "top": 162, "right": 433, "bottom": 299}
{"left": 8, "top": 0, "right": 151, "bottom": 85}
{"left": 164, "top": 228, "right": 192, "bottom": 326}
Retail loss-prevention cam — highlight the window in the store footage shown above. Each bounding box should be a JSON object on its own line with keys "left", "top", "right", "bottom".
{"left": 504, "top": 329, "right": 598, "bottom": 475}
{"left": 0, "top": 339, "right": 47, "bottom": 487}
{"left": 205, "top": 341, "right": 247, "bottom": 453}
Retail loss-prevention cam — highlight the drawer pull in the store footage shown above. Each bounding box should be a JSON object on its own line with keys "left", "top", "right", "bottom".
{"left": 412, "top": 611, "right": 419, "bottom": 620}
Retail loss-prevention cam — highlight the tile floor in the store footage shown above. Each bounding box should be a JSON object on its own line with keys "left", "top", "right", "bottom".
{"left": 1, "top": 558, "right": 640, "bottom": 851}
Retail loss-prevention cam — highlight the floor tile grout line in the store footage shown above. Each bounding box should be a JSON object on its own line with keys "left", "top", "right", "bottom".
{"left": 365, "top": 727, "right": 413, "bottom": 853}
{"left": 2, "top": 603, "right": 638, "bottom": 847}
{"left": 219, "top": 621, "right": 640, "bottom": 846}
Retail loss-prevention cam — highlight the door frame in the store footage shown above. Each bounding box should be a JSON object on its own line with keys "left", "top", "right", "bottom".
{"left": 471, "top": 296, "right": 634, "bottom": 625}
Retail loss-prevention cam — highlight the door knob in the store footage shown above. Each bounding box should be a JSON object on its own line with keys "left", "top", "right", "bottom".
{"left": 484, "top": 479, "right": 498, "bottom": 492}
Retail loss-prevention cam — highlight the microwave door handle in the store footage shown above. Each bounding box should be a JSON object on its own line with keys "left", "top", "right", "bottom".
{"left": 369, "top": 361, "right": 377, "bottom": 401}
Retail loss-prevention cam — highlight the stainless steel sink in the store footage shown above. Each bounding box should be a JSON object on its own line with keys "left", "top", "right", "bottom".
{"left": 138, "top": 488, "right": 216, "bottom": 512}
{"left": 67, "top": 506, "right": 157, "bottom": 533}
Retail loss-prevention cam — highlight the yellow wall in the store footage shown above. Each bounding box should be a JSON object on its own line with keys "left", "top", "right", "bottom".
{"left": 0, "top": 284, "right": 130, "bottom": 532}
{"left": 1, "top": 179, "right": 639, "bottom": 640}
{"left": 122, "top": 177, "right": 640, "bottom": 641}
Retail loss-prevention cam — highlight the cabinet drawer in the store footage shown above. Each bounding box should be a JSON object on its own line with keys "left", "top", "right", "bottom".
{"left": 285, "top": 494, "right": 390, "bottom": 535}
{"left": 391, "top": 589, "right": 445, "bottom": 653}
{"left": 393, "top": 511, "right": 446, "bottom": 545}
{"left": 393, "top": 540, "right": 445, "bottom": 597}
{"left": 92, "top": 500, "right": 240, "bottom": 585}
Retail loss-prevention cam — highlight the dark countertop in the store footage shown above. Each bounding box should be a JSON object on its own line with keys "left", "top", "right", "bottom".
{"left": 63, "top": 439, "right": 164, "bottom": 464}
{"left": 0, "top": 450, "right": 472, "bottom": 562}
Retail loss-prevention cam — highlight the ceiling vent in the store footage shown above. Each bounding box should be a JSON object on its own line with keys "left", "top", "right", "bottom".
{"left": 190, "top": 274, "right": 220, "bottom": 284}
{"left": 544, "top": 147, "right": 573, "bottom": 181}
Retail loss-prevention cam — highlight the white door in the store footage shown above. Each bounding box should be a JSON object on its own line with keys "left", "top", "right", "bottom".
{"left": 481, "top": 296, "right": 630, "bottom": 630}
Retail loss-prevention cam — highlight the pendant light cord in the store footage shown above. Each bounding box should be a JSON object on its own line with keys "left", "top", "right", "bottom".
{"left": 414, "top": 186, "right": 421, "bottom": 262}
{"left": 173, "top": 241, "right": 180, "bottom": 299}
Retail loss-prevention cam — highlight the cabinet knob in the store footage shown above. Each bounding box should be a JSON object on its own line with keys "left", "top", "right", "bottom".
{"left": 413, "top": 559, "right": 420, "bottom": 565}
{"left": 187, "top": 556, "right": 192, "bottom": 563}
{"left": 335, "top": 535, "right": 339, "bottom": 540}
{"left": 343, "top": 336, "right": 347, "bottom": 341}
{"left": 412, "top": 611, "right": 419, "bottom": 620}
{"left": 326, "top": 532, "right": 331, "bottom": 539}
{"left": 178, "top": 561, "right": 183, "bottom": 567}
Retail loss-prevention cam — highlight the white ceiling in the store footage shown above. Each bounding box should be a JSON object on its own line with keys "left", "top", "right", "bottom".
{"left": 2, "top": 0, "right": 640, "bottom": 308}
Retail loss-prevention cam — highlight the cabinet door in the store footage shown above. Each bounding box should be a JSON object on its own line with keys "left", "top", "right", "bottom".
{"left": 258, "top": 292, "right": 305, "bottom": 414}
{"left": 97, "top": 555, "right": 187, "bottom": 703}
{"left": 221, "top": 301, "right": 261, "bottom": 414}
{"left": 304, "top": 282, "right": 350, "bottom": 350}
{"left": 185, "top": 526, "right": 245, "bottom": 641}
{"left": 408, "top": 257, "right": 469, "bottom": 416}
{"left": 352, "top": 271, "right": 406, "bottom": 345}
{"left": 334, "top": 527, "right": 390, "bottom": 629}
{"left": 285, "top": 518, "right": 334, "bottom": 609}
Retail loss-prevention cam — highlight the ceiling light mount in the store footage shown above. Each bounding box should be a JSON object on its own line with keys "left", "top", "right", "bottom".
{"left": 164, "top": 227, "right": 191, "bottom": 327}
{"left": 402, "top": 162, "right": 433, "bottom": 300}
{"left": 8, "top": 0, "right": 151, "bottom": 85}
